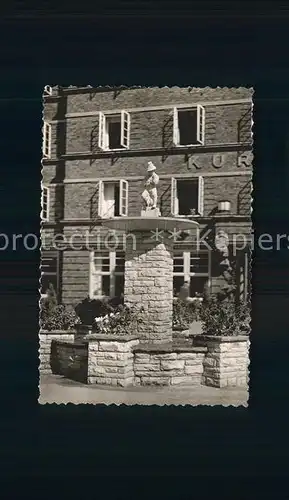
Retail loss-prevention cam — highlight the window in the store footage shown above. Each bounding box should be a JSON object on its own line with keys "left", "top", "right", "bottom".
{"left": 41, "top": 186, "right": 50, "bottom": 221}
{"left": 90, "top": 251, "right": 125, "bottom": 298}
{"left": 171, "top": 177, "right": 204, "bottom": 216}
{"left": 173, "top": 105, "right": 205, "bottom": 146}
{"left": 98, "top": 110, "right": 130, "bottom": 150}
{"left": 40, "top": 251, "right": 59, "bottom": 298}
{"left": 42, "top": 122, "right": 51, "bottom": 158}
{"left": 93, "top": 179, "right": 128, "bottom": 218}
{"left": 173, "top": 250, "right": 210, "bottom": 298}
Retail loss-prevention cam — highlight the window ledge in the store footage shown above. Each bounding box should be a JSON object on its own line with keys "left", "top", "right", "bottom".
{"left": 60, "top": 142, "right": 252, "bottom": 160}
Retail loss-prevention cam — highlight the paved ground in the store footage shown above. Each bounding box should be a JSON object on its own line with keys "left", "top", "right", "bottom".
{"left": 39, "top": 374, "right": 248, "bottom": 406}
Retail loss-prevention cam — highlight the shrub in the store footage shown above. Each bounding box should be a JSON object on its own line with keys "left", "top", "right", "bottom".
{"left": 172, "top": 299, "right": 200, "bottom": 329}
{"left": 199, "top": 297, "right": 251, "bottom": 337}
{"left": 93, "top": 305, "right": 146, "bottom": 336}
{"left": 40, "top": 283, "right": 79, "bottom": 331}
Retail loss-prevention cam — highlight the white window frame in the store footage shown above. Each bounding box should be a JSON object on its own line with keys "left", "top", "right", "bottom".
{"left": 98, "top": 110, "right": 131, "bottom": 151}
{"left": 41, "top": 185, "right": 50, "bottom": 222}
{"left": 40, "top": 251, "right": 59, "bottom": 299}
{"left": 119, "top": 179, "right": 129, "bottom": 216}
{"left": 171, "top": 176, "right": 204, "bottom": 217}
{"left": 173, "top": 250, "right": 211, "bottom": 297}
{"left": 44, "top": 85, "right": 52, "bottom": 96}
{"left": 42, "top": 122, "right": 51, "bottom": 158}
{"left": 120, "top": 110, "right": 130, "bottom": 149}
{"left": 172, "top": 105, "right": 205, "bottom": 147}
{"left": 96, "top": 179, "right": 128, "bottom": 218}
{"left": 89, "top": 250, "right": 125, "bottom": 299}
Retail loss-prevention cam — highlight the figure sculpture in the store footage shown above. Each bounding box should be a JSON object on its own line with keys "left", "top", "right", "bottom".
{"left": 141, "top": 161, "right": 159, "bottom": 210}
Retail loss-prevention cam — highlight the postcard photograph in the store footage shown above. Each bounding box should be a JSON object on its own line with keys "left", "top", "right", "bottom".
{"left": 39, "top": 85, "right": 253, "bottom": 406}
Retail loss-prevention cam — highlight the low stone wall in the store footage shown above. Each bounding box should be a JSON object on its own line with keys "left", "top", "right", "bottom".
{"left": 134, "top": 345, "right": 207, "bottom": 386}
{"left": 87, "top": 335, "right": 140, "bottom": 387}
{"left": 43, "top": 331, "right": 250, "bottom": 389}
{"left": 197, "top": 335, "right": 250, "bottom": 388}
{"left": 50, "top": 340, "right": 88, "bottom": 383}
{"left": 39, "top": 331, "right": 76, "bottom": 373}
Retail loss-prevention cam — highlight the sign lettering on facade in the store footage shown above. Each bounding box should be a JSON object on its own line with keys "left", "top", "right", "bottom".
{"left": 237, "top": 152, "right": 253, "bottom": 168}
{"left": 212, "top": 153, "right": 225, "bottom": 168}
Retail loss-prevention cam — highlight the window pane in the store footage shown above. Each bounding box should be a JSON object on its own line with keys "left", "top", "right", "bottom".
{"left": 177, "top": 180, "right": 198, "bottom": 216}
{"left": 190, "top": 253, "right": 209, "bottom": 274}
{"left": 178, "top": 109, "right": 198, "bottom": 145}
{"left": 102, "top": 275, "right": 110, "bottom": 296}
{"left": 41, "top": 256, "right": 57, "bottom": 273}
{"left": 173, "top": 276, "right": 185, "bottom": 297}
{"left": 114, "top": 184, "right": 120, "bottom": 216}
{"left": 115, "top": 252, "right": 125, "bottom": 273}
{"left": 173, "top": 253, "right": 184, "bottom": 273}
{"left": 94, "top": 253, "right": 110, "bottom": 272}
{"left": 189, "top": 277, "right": 208, "bottom": 297}
{"left": 41, "top": 274, "right": 57, "bottom": 295}
{"left": 115, "top": 274, "right": 124, "bottom": 298}
{"left": 108, "top": 117, "right": 122, "bottom": 149}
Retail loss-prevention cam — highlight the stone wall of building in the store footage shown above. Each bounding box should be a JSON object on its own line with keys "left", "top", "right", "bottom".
{"left": 134, "top": 347, "right": 207, "bottom": 386}
{"left": 50, "top": 339, "right": 88, "bottom": 383}
{"left": 87, "top": 335, "right": 140, "bottom": 386}
{"left": 200, "top": 336, "right": 250, "bottom": 388}
{"left": 39, "top": 331, "right": 75, "bottom": 373}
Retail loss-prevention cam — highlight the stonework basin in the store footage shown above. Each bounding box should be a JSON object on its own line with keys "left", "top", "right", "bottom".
{"left": 101, "top": 216, "right": 199, "bottom": 233}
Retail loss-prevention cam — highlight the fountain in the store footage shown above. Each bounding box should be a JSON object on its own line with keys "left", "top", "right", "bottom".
{"left": 102, "top": 161, "right": 199, "bottom": 345}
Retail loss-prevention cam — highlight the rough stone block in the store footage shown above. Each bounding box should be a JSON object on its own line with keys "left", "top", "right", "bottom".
{"left": 170, "top": 376, "right": 199, "bottom": 386}
{"left": 184, "top": 365, "right": 203, "bottom": 375}
{"left": 185, "top": 358, "right": 205, "bottom": 366}
{"left": 203, "top": 357, "right": 218, "bottom": 367}
{"left": 161, "top": 360, "right": 185, "bottom": 371}
{"left": 151, "top": 353, "right": 177, "bottom": 361}
{"left": 96, "top": 359, "right": 126, "bottom": 367}
{"left": 134, "top": 353, "right": 150, "bottom": 362}
{"left": 140, "top": 376, "right": 170, "bottom": 386}
{"left": 135, "top": 363, "right": 160, "bottom": 372}
{"left": 98, "top": 341, "right": 130, "bottom": 352}
{"left": 202, "top": 376, "right": 220, "bottom": 387}
{"left": 104, "top": 352, "right": 118, "bottom": 360}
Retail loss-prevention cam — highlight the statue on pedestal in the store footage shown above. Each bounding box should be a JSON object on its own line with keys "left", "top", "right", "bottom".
{"left": 141, "top": 161, "right": 159, "bottom": 210}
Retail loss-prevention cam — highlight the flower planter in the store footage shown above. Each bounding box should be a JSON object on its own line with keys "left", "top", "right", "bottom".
{"left": 200, "top": 335, "right": 250, "bottom": 388}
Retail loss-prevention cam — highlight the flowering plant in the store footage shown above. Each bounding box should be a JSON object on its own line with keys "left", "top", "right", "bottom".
{"left": 93, "top": 305, "right": 146, "bottom": 336}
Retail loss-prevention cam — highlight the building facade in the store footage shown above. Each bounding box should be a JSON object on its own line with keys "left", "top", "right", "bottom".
{"left": 41, "top": 86, "right": 253, "bottom": 307}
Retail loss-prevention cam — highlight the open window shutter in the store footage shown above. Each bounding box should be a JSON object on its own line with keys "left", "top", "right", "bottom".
{"left": 197, "top": 105, "right": 205, "bottom": 145}
{"left": 98, "top": 180, "right": 104, "bottom": 217}
{"left": 41, "top": 186, "right": 50, "bottom": 221}
{"left": 119, "top": 179, "right": 129, "bottom": 216}
{"left": 198, "top": 176, "right": 204, "bottom": 216}
{"left": 172, "top": 107, "right": 179, "bottom": 146}
{"left": 120, "top": 110, "right": 130, "bottom": 149}
{"left": 43, "top": 122, "right": 51, "bottom": 158}
{"left": 171, "top": 177, "right": 177, "bottom": 215}
{"left": 98, "top": 112, "right": 106, "bottom": 149}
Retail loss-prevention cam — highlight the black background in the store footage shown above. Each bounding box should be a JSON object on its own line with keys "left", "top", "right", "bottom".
{"left": 0, "top": 0, "right": 289, "bottom": 491}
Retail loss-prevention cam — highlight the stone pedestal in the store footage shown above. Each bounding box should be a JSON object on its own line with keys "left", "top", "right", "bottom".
{"left": 141, "top": 208, "right": 161, "bottom": 217}
{"left": 124, "top": 231, "right": 174, "bottom": 344}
